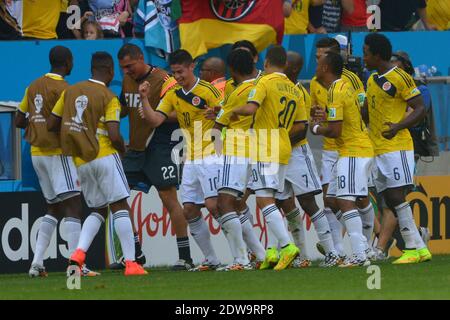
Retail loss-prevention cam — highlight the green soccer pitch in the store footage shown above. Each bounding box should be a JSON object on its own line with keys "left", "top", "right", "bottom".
{"left": 1, "top": 255, "right": 449, "bottom": 300}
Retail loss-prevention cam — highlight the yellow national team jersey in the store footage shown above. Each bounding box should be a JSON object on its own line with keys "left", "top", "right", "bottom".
{"left": 310, "top": 69, "right": 365, "bottom": 151}
{"left": 285, "top": 0, "right": 310, "bottom": 35}
{"left": 156, "top": 78, "right": 222, "bottom": 160}
{"left": 216, "top": 78, "right": 255, "bottom": 158}
{"left": 366, "top": 66, "right": 420, "bottom": 156}
{"left": 52, "top": 92, "right": 121, "bottom": 166}
{"left": 19, "top": 74, "right": 64, "bottom": 157}
{"left": 293, "top": 82, "right": 310, "bottom": 148}
{"left": 23, "top": 0, "right": 63, "bottom": 39}
{"left": 248, "top": 72, "right": 305, "bottom": 164}
{"left": 224, "top": 70, "right": 263, "bottom": 98}
{"left": 327, "top": 79, "right": 373, "bottom": 158}
{"left": 427, "top": 0, "right": 450, "bottom": 31}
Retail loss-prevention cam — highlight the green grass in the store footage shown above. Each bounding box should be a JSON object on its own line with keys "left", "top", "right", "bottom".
{"left": 1, "top": 255, "right": 450, "bottom": 300}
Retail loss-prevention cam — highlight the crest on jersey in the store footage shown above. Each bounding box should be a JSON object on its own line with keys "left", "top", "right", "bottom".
{"left": 192, "top": 96, "right": 201, "bottom": 106}
{"left": 73, "top": 95, "right": 89, "bottom": 124}
{"left": 34, "top": 94, "right": 43, "bottom": 114}
{"left": 382, "top": 82, "right": 392, "bottom": 91}
{"left": 209, "top": 0, "right": 256, "bottom": 22}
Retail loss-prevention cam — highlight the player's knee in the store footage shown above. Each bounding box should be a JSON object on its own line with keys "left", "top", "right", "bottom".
{"left": 298, "top": 195, "right": 319, "bottom": 216}
{"left": 217, "top": 195, "right": 235, "bottom": 215}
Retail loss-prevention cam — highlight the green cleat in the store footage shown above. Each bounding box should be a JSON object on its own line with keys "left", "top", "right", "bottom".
{"left": 274, "top": 243, "right": 299, "bottom": 271}
{"left": 259, "top": 247, "right": 279, "bottom": 270}
{"left": 392, "top": 249, "right": 420, "bottom": 264}
{"left": 418, "top": 247, "right": 432, "bottom": 262}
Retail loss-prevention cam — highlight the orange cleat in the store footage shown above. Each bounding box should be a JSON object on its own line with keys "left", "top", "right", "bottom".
{"left": 124, "top": 260, "right": 148, "bottom": 276}
{"left": 69, "top": 249, "right": 86, "bottom": 267}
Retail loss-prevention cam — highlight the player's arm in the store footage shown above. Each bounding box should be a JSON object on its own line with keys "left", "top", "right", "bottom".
{"left": 138, "top": 81, "right": 167, "bottom": 128}
{"left": 233, "top": 83, "right": 265, "bottom": 117}
{"left": 289, "top": 121, "right": 307, "bottom": 145}
{"left": 382, "top": 95, "right": 425, "bottom": 140}
{"left": 310, "top": 90, "right": 343, "bottom": 138}
{"left": 119, "top": 91, "right": 129, "bottom": 118}
{"left": 47, "top": 91, "right": 65, "bottom": 132}
{"left": 15, "top": 88, "right": 29, "bottom": 129}
{"left": 105, "top": 97, "right": 126, "bottom": 155}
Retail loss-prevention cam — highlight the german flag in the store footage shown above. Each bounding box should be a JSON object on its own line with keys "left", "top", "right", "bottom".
{"left": 179, "top": 0, "right": 284, "bottom": 58}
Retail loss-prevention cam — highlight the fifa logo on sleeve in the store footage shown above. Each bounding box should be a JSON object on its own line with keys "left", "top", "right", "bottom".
{"left": 366, "top": 265, "right": 381, "bottom": 290}
{"left": 66, "top": 265, "right": 81, "bottom": 290}
{"left": 73, "top": 95, "right": 89, "bottom": 124}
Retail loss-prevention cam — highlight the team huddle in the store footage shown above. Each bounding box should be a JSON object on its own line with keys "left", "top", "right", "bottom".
{"left": 17, "top": 33, "right": 431, "bottom": 277}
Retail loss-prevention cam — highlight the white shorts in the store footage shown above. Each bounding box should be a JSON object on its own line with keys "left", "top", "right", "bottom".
{"left": 248, "top": 161, "right": 287, "bottom": 197}
{"left": 77, "top": 153, "right": 130, "bottom": 208}
{"left": 218, "top": 156, "right": 251, "bottom": 197}
{"left": 32, "top": 155, "right": 80, "bottom": 204}
{"left": 181, "top": 155, "right": 222, "bottom": 205}
{"left": 327, "top": 156, "right": 373, "bottom": 200}
{"left": 374, "top": 150, "right": 415, "bottom": 193}
{"left": 321, "top": 150, "right": 339, "bottom": 186}
{"left": 276, "top": 144, "right": 322, "bottom": 200}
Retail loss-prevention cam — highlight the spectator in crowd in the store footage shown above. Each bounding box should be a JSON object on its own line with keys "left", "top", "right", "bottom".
{"left": 88, "top": 0, "right": 133, "bottom": 37}
{"left": 308, "top": 4, "right": 327, "bottom": 33}
{"left": 284, "top": 0, "right": 324, "bottom": 35}
{"left": 426, "top": 0, "right": 450, "bottom": 30}
{"left": 22, "top": 0, "right": 66, "bottom": 39}
{"left": 199, "top": 57, "right": 226, "bottom": 95}
{"left": 0, "top": 0, "right": 22, "bottom": 40}
{"left": 379, "top": 0, "right": 436, "bottom": 31}
{"left": 81, "top": 20, "right": 104, "bottom": 39}
{"left": 322, "top": 0, "right": 353, "bottom": 33}
{"left": 340, "top": 0, "right": 368, "bottom": 32}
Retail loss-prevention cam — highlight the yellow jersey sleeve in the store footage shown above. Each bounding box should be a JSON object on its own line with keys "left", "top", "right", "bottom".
{"left": 156, "top": 91, "right": 174, "bottom": 116}
{"left": 247, "top": 78, "right": 267, "bottom": 106}
{"left": 215, "top": 107, "right": 230, "bottom": 127}
{"left": 18, "top": 87, "right": 29, "bottom": 114}
{"left": 400, "top": 73, "right": 421, "bottom": 101}
{"left": 105, "top": 97, "right": 121, "bottom": 122}
{"left": 327, "top": 88, "right": 343, "bottom": 122}
{"left": 51, "top": 91, "right": 65, "bottom": 117}
{"left": 294, "top": 100, "right": 308, "bottom": 123}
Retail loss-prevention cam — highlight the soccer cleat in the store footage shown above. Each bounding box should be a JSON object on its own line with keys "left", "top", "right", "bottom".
{"left": 216, "top": 263, "right": 253, "bottom": 271}
{"left": 372, "top": 247, "right": 388, "bottom": 261}
{"left": 319, "top": 252, "right": 341, "bottom": 267}
{"left": 290, "top": 257, "right": 312, "bottom": 268}
{"left": 419, "top": 227, "right": 431, "bottom": 246}
{"left": 365, "top": 247, "right": 377, "bottom": 261}
{"left": 259, "top": 247, "right": 279, "bottom": 270}
{"left": 392, "top": 249, "right": 420, "bottom": 264}
{"left": 69, "top": 249, "right": 86, "bottom": 268}
{"left": 274, "top": 243, "right": 300, "bottom": 271}
{"left": 124, "top": 260, "right": 148, "bottom": 276}
{"left": 81, "top": 264, "right": 101, "bottom": 277}
{"left": 251, "top": 260, "right": 263, "bottom": 270}
{"left": 29, "top": 264, "right": 48, "bottom": 278}
{"left": 316, "top": 242, "right": 325, "bottom": 256}
{"left": 188, "top": 260, "right": 221, "bottom": 272}
{"left": 338, "top": 254, "right": 371, "bottom": 267}
{"left": 135, "top": 252, "right": 146, "bottom": 266}
{"left": 418, "top": 247, "right": 432, "bottom": 262}
{"left": 171, "top": 259, "right": 195, "bottom": 271}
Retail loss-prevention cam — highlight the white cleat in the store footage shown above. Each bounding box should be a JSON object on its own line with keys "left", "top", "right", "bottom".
{"left": 29, "top": 264, "right": 48, "bottom": 278}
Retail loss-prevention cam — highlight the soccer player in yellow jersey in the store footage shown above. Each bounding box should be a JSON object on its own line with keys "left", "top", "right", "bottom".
{"left": 231, "top": 46, "right": 301, "bottom": 271}
{"left": 362, "top": 33, "right": 431, "bottom": 264}
{"left": 213, "top": 49, "right": 266, "bottom": 271}
{"left": 311, "top": 52, "right": 373, "bottom": 267}
{"left": 310, "top": 37, "right": 368, "bottom": 259}
{"left": 139, "top": 49, "right": 222, "bottom": 271}
{"left": 275, "top": 51, "right": 341, "bottom": 268}
{"left": 48, "top": 52, "right": 147, "bottom": 276}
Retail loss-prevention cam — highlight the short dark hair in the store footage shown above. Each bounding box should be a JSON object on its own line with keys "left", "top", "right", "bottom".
{"left": 364, "top": 33, "right": 392, "bottom": 61}
{"left": 324, "top": 52, "right": 344, "bottom": 77}
{"left": 315, "top": 37, "right": 340, "bottom": 54}
{"left": 227, "top": 49, "right": 254, "bottom": 75}
{"left": 265, "top": 45, "right": 287, "bottom": 68}
{"left": 168, "top": 49, "right": 193, "bottom": 66}
{"left": 49, "top": 46, "right": 72, "bottom": 68}
{"left": 91, "top": 51, "right": 114, "bottom": 72}
{"left": 231, "top": 40, "right": 258, "bottom": 58}
{"left": 118, "top": 43, "right": 143, "bottom": 60}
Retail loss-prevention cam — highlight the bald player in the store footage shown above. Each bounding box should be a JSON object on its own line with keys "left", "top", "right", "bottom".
{"left": 200, "top": 57, "right": 226, "bottom": 96}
